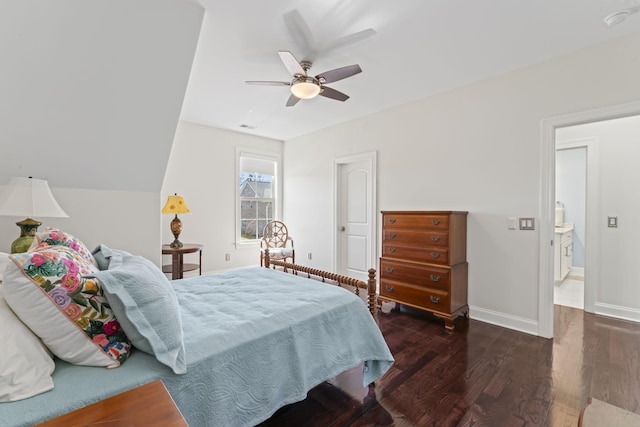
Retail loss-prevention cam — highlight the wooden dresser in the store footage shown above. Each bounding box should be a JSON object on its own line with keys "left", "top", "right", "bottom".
{"left": 379, "top": 210, "right": 468, "bottom": 330}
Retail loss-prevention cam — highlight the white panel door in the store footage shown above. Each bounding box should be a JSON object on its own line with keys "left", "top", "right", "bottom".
{"left": 337, "top": 160, "right": 373, "bottom": 281}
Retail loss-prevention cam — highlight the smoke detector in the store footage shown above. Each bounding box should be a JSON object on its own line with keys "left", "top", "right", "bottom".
{"left": 604, "top": 6, "right": 640, "bottom": 27}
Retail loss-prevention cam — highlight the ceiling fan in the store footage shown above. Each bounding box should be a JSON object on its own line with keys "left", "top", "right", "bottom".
{"left": 245, "top": 50, "right": 362, "bottom": 107}
{"left": 282, "top": 9, "right": 376, "bottom": 61}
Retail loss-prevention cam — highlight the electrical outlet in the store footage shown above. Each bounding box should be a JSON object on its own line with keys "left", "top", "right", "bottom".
{"left": 225, "top": 253, "right": 230, "bottom": 261}
{"left": 308, "top": 253, "right": 312, "bottom": 260}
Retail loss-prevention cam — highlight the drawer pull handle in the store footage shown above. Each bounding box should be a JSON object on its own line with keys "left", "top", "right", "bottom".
{"left": 388, "top": 247, "right": 396, "bottom": 253}
{"left": 430, "top": 296, "right": 440, "bottom": 304}
{"left": 386, "top": 267, "right": 394, "bottom": 273}
{"left": 430, "top": 274, "right": 441, "bottom": 282}
{"left": 431, "top": 219, "right": 441, "bottom": 225}
{"left": 385, "top": 285, "right": 394, "bottom": 292}
{"left": 389, "top": 218, "right": 396, "bottom": 224}
{"left": 431, "top": 236, "right": 441, "bottom": 242}
{"left": 388, "top": 233, "right": 396, "bottom": 239}
{"left": 431, "top": 252, "right": 441, "bottom": 259}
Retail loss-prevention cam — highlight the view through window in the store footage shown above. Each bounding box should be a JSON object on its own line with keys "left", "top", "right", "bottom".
{"left": 239, "top": 155, "right": 276, "bottom": 241}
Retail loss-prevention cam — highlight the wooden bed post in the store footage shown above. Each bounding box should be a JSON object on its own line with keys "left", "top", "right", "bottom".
{"left": 264, "top": 248, "right": 270, "bottom": 268}
{"left": 367, "top": 268, "right": 377, "bottom": 319}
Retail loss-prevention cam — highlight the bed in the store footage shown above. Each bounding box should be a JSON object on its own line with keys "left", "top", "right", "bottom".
{"left": 0, "top": 230, "right": 393, "bottom": 427}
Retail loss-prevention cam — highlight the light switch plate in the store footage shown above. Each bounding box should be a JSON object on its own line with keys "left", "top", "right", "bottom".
{"left": 608, "top": 216, "right": 618, "bottom": 228}
{"left": 519, "top": 217, "right": 535, "bottom": 230}
{"left": 508, "top": 217, "right": 517, "bottom": 230}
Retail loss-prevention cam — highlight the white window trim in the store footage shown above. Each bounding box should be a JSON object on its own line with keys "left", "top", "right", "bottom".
{"left": 235, "top": 147, "right": 282, "bottom": 248}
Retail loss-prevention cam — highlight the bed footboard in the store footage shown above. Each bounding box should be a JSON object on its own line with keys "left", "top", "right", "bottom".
{"left": 263, "top": 249, "right": 377, "bottom": 318}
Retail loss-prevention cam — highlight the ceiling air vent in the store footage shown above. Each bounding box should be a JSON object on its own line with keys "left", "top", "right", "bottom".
{"left": 603, "top": 6, "right": 640, "bottom": 27}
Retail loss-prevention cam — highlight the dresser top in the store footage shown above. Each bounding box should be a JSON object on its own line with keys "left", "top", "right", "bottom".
{"left": 381, "top": 210, "right": 468, "bottom": 215}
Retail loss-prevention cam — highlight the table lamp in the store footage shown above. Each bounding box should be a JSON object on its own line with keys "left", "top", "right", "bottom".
{"left": 0, "top": 177, "right": 69, "bottom": 253}
{"left": 162, "top": 193, "right": 191, "bottom": 248}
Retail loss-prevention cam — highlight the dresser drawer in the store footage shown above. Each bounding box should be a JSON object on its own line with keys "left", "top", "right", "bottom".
{"left": 383, "top": 230, "right": 449, "bottom": 247}
{"left": 382, "top": 213, "right": 450, "bottom": 231}
{"left": 380, "top": 280, "right": 450, "bottom": 312}
{"left": 381, "top": 243, "right": 450, "bottom": 265}
{"left": 380, "top": 258, "right": 450, "bottom": 290}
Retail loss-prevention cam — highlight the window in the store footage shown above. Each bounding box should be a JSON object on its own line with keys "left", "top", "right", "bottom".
{"left": 237, "top": 151, "right": 279, "bottom": 242}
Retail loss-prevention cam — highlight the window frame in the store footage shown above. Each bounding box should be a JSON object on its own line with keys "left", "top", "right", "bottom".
{"left": 235, "top": 147, "right": 282, "bottom": 247}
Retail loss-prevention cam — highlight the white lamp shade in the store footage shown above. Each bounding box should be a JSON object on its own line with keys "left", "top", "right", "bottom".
{"left": 0, "top": 177, "right": 68, "bottom": 218}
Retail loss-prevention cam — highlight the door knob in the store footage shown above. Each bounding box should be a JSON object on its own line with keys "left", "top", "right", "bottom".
{"left": 340, "top": 226, "right": 346, "bottom": 231}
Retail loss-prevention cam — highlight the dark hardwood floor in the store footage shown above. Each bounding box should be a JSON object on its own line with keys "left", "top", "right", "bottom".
{"left": 259, "top": 304, "right": 640, "bottom": 426}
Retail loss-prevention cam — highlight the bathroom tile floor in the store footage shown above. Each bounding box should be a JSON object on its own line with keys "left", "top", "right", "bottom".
{"left": 554, "top": 271, "right": 584, "bottom": 309}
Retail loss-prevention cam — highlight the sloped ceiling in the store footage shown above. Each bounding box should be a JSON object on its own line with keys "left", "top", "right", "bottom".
{"left": 182, "top": 0, "right": 640, "bottom": 141}
{"left": 0, "top": 0, "right": 204, "bottom": 192}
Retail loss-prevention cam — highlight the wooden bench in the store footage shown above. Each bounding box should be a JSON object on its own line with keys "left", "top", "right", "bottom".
{"left": 35, "top": 380, "right": 187, "bottom": 427}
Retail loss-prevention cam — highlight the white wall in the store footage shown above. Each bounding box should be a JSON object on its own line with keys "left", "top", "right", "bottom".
{"left": 162, "top": 121, "right": 283, "bottom": 275}
{"left": 0, "top": 187, "right": 161, "bottom": 265}
{"left": 283, "top": 31, "right": 640, "bottom": 334}
{"left": 0, "top": 0, "right": 203, "bottom": 268}
{"left": 0, "top": 0, "right": 204, "bottom": 192}
{"left": 556, "top": 115, "right": 640, "bottom": 314}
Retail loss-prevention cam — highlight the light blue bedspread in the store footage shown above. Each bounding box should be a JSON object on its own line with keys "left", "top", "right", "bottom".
{"left": 2, "top": 267, "right": 393, "bottom": 427}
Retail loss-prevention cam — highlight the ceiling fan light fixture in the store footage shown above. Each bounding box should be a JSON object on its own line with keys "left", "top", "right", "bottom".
{"left": 290, "top": 77, "right": 321, "bottom": 99}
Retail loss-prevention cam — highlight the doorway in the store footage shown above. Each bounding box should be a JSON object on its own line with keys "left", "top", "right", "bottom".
{"left": 539, "top": 101, "right": 640, "bottom": 338}
{"left": 554, "top": 139, "right": 592, "bottom": 310}
{"left": 334, "top": 152, "right": 377, "bottom": 282}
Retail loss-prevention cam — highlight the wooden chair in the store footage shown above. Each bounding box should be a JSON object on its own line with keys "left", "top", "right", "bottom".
{"left": 260, "top": 221, "right": 295, "bottom": 266}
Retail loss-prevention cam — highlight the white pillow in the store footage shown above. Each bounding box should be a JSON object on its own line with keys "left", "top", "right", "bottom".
{"left": 0, "top": 286, "right": 55, "bottom": 402}
{"left": 0, "top": 251, "right": 9, "bottom": 282}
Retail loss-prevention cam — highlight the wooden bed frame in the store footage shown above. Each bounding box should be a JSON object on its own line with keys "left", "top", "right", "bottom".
{"left": 263, "top": 249, "right": 378, "bottom": 319}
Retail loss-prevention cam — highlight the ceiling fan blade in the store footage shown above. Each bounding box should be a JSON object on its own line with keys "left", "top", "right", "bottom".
{"left": 315, "top": 64, "right": 362, "bottom": 84}
{"left": 319, "top": 86, "right": 349, "bottom": 102}
{"left": 245, "top": 80, "right": 291, "bottom": 86}
{"left": 321, "top": 28, "right": 377, "bottom": 53}
{"left": 283, "top": 9, "right": 317, "bottom": 58}
{"left": 286, "top": 94, "right": 301, "bottom": 107}
{"left": 278, "top": 51, "right": 306, "bottom": 77}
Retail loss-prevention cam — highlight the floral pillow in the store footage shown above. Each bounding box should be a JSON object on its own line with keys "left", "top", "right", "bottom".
{"left": 2, "top": 245, "right": 131, "bottom": 368}
{"left": 29, "top": 227, "right": 97, "bottom": 267}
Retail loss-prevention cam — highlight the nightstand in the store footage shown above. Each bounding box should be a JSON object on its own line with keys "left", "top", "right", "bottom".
{"left": 162, "top": 243, "right": 203, "bottom": 280}
{"left": 35, "top": 380, "right": 187, "bottom": 426}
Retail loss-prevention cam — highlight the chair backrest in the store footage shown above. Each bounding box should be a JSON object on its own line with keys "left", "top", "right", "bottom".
{"left": 262, "top": 221, "right": 289, "bottom": 248}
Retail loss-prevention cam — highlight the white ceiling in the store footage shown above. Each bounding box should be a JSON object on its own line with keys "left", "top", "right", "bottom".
{"left": 181, "top": 0, "right": 640, "bottom": 141}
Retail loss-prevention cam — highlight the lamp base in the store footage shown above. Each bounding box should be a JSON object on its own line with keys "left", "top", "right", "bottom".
{"left": 169, "top": 239, "right": 184, "bottom": 249}
{"left": 11, "top": 217, "right": 42, "bottom": 253}
{"left": 169, "top": 214, "right": 183, "bottom": 248}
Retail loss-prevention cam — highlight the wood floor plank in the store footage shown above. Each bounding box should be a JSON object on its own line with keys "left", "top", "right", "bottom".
{"left": 259, "top": 304, "right": 640, "bottom": 426}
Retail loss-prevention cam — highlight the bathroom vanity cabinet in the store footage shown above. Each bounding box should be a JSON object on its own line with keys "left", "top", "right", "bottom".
{"left": 554, "top": 224, "right": 573, "bottom": 282}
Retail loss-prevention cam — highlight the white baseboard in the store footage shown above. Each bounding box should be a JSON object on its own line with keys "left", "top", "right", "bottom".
{"left": 595, "top": 302, "right": 640, "bottom": 323}
{"left": 569, "top": 266, "right": 584, "bottom": 277}
{"left": 469, "top": 302, "right": 640, "bottom": 337}
{"left": 469, "top": 305, "right": 539, "bottom": 336}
